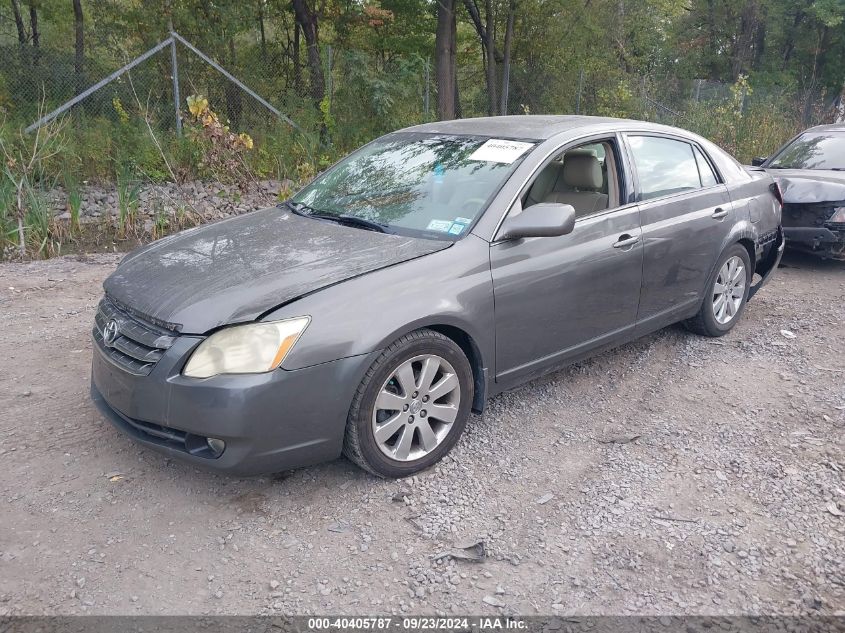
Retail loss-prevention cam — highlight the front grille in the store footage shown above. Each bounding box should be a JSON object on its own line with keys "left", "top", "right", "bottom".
{"left": 93, "top": 297, "right": 177, "bottom": 375}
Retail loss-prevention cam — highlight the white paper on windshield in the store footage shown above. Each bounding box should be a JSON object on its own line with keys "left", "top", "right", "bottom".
{"left": 469, "top": 139, "right": 534, "bottom": 164}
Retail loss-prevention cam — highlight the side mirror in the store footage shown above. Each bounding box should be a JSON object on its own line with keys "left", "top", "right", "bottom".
{"left": 498, "top": 202, "right": 576, "bottom": 240}
{"left": 751, "top": 156, "right": 768, "bottom": 167}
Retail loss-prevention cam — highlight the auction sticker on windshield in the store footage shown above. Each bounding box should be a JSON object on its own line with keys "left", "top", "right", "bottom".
{"left": 469, "top": 139, "right": 534, "bottom": 163}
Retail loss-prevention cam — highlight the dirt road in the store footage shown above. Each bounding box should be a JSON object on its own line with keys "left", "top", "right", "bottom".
{"left": 0, "top": 252, "right": 842, "bottom": 616}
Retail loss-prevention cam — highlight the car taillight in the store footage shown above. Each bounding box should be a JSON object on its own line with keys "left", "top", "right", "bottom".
{"left": 770, "top": 182, "right": 784, "bottom": 206}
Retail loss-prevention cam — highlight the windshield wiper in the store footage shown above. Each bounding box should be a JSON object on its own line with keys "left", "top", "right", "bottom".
{"left": 334, "top": 214, "right": 390, "bottom": 233}
{"left": 284, "top": 200, "right": 320, "bottom": 216}
{"left": 285, "top": 202, "right": 390, "bottom": 234}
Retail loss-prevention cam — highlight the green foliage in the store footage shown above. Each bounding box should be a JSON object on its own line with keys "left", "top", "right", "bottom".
{"left": 684, "top": 88, "right": 805, "bottom": 164}
{"left": 0, "top": 174, "right": 15, "bottom": 250}
{"left": 594, "top": 81, "right": 638, "bottom": 118}
{"left": 65, "top": 176, "right": 83, "bottom": 235}
{"left": 24, "top": 186, "right": 52, "bottom": 256}
{"left": 116, "top": 163, "right": 141, "bottom": 239}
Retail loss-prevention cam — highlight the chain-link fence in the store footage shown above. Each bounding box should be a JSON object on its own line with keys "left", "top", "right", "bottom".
{"left": 1, "top": 30, "right": 839, "bottom": 175}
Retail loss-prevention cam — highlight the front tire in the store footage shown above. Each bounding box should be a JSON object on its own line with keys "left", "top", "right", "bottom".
{"left": 685, "top": 243, "right": 752, "bottom": 337}
{"left": 342, "top": 329, "right": 473, "bottom": 478}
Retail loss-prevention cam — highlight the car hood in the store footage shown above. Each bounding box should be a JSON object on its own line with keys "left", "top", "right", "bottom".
{"left": 104, "top": 207, "right": 449, "bottom": 333}
{"left": 771, "top": 169, "right": 845, "bottom": 204}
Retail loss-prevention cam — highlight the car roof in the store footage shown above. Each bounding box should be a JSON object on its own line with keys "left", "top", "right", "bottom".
{"left": 399, "top": 115, "right": 680, "bottom": 141}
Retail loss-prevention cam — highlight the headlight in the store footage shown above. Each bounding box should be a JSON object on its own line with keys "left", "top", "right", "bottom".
{"left": 183, "top": 317, "right": 310, "bottom": 378}
{"left": 829, "top": 207, "right": 845, "bottom": 223}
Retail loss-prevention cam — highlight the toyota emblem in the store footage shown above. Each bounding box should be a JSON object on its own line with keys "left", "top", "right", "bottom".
{"left": 102, "top": 320, "right": 120, "bottom": 347}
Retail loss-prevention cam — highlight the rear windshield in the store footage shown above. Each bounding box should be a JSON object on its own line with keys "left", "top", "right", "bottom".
{"left": 768, "top": 131, "right": 845, "bottom": 170}
{"left": 291, "top": 132, "right": 536, "bottom": 239}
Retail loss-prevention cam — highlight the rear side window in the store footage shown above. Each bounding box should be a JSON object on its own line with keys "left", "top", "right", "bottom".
{"left": 694, "top": 146, "right": 719, "bottom": 187}
{"left": 629, "top": 136, "right": 702, "bottom": 200}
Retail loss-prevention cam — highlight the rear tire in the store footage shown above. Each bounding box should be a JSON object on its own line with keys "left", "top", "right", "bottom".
{"left": 342, "top": 329, "right": 473, "bottom": 478}
{"left": 685, "top": 243, "right": 752, "bottom": 337}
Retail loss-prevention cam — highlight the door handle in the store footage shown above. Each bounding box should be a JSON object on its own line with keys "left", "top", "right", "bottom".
{"left": 612, "top": 234, "right": 640, "bottom": 249}
{"left": 711, "top": 207, "right": 729, "bottom": 219}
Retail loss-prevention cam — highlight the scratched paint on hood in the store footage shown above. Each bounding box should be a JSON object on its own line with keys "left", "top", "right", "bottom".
{"left": 104, "top": 207, "right": 449, "bottom": 333}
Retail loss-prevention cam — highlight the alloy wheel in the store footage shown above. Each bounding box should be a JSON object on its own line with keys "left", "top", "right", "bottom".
{"left": 371, "top": 354, "right": 461, "bottom": 462}
{"left": 712, "top": 255, "right": 746, "bottom": 325}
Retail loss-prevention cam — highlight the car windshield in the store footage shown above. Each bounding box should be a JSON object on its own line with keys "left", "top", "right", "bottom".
{"left": 290, "top": 132, "right": 536, "bottom": 239}
{"left": 768, "top": 131, "right": 845, "bottom": 170}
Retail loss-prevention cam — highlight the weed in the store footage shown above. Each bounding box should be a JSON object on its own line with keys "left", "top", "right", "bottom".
{"left": 63, "top": 170, "right": 83, "bottom": 235}
{"left": 116, "top": 163, "right": 141, "bottom": 239}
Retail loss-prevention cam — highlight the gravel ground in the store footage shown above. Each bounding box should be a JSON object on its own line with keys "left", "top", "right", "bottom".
{"left": 0, "top": 251, "right": 842, "bottom": 616}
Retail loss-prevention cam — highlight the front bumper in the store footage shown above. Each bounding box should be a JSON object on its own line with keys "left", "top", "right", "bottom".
{"left": 91, "top": 334, "right": 374, "bottom": 475}
{"left": 783, "top": 226, "right": 845, "bottom": 260}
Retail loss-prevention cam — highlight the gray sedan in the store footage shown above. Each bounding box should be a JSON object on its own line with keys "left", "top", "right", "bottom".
{"left": 91, "top": 116, "right": 784, "bottom": 478}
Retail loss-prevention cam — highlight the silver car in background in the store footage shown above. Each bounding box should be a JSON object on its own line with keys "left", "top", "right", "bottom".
{"left": 91, "top": 116, "right": 783, "bottom": 478}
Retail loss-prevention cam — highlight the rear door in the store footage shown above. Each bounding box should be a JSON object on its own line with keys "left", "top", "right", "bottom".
{"left": 623, "top": 134, "right": 734, "bottom": 328}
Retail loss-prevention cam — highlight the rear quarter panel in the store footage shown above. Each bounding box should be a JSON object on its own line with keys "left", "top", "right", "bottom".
{"left": 699, "top": 134, "right": 780, "bottom": 257}
{"left": 725, "top": 168, "right": 781, "bottom": 260}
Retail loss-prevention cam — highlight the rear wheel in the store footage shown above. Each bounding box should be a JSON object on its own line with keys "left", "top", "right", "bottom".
{"left": 685, "top": 243, "right": 752, "bottom": 337}
{"left": 343, "top": 329, "right": 473, "bottom": 478}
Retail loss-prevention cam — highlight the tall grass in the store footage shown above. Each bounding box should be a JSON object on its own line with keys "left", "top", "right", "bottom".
{"left": 116, "top": 163, "right": 141, "bottom": 239}
{"left": 63, "top": 169, "right": 82, "bottom": 234}
{"left": 24, "top": 185, "right": 52, "bottom": 256}
{"left": 0, "top": 176, "right": 15, "bottom": 250}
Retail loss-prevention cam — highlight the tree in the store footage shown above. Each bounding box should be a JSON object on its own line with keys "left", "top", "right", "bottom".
{"left": 73, "top": 0, "right": 84, "bottom": 94}
{"left": 462, "top": 0, "right": 499, "bottom": 115}
{"left": 28, "top": 1, "right": 39, "bottom": 66}
{"left": 483, "top": 0, "right": 497, "bottom": 115}
{"left": 500, "top": 0, "right": 515, "bottom": 114}
{"left": 435, "top": 0, "right": 458, "bottom": 119}
{"left": 10, "top": 0, "right": 26, "bottom": 45}
{"left": 291, "top": 0, "right": 325, "bottom": 106}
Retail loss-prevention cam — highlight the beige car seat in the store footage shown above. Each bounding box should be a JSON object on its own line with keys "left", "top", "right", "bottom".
{"left": 543, "top": 153, "right": 608, "bottom": 215}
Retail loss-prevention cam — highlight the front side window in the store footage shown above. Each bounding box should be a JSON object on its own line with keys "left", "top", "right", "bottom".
{"left": 522, "top": 139, "right": 621, "bottom": 218}
{"left": 767, "top": 131, "right": 845, "bottom": 170}
{"left": 629, "top": 136, "right": 702, "bottom": 200}
{"left": 292, "top": 133, "right": 536, "bottom": 239}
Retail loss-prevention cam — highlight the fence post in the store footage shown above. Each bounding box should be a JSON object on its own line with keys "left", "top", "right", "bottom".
{"left": 170, "top": 31, "right": 182, "bottom": 136}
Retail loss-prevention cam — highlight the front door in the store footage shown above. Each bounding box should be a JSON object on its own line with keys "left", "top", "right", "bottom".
{"left": 490, "top": 137, "right": 643, "bottom": 383}
{"left": 490, "top": 205, "right": 643, "bottom": 382}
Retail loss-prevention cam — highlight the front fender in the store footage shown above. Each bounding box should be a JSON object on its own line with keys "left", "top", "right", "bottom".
{"left": 264, "top": 235, "right": 496, "bottom": 376}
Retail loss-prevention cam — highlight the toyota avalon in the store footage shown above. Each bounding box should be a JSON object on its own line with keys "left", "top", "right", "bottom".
{"left": 91, "top": 116, "right": 784, "bottom": 478}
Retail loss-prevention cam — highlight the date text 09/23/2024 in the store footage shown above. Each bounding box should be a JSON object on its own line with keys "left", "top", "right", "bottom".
{"left": 306, "top": 616, "right": 527, "bottom": 630}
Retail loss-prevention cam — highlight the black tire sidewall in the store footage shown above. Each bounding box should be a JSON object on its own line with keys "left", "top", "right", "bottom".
{"left": 702, "top": 244, "right": 752, "bottom": 335}
{"left": 351, "top": 334, "right": 473, "bottom": 478}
